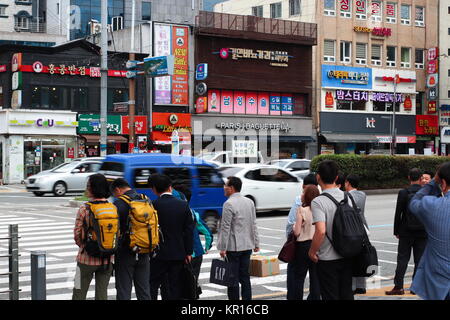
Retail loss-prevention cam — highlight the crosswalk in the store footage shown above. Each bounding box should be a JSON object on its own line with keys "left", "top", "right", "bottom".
{"left": 0, "top": 212, "right": 289, "bottom": 300}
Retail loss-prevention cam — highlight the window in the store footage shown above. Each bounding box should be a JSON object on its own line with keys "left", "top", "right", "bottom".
{"left": 0, "top": 86, "right": 3, "bottom": 107}
{"left": 448, "top": 69, "right": 450, "bottom": 77}
{"left": 415, "top": 49, "right": 424, "bottom": 69}
{"left": 401, "top": 4, "right": 411, "bottom": 25}
{"left": 373, "top": 101, "right": 399, "bottom": 112}
{"left": 162, "top": 167, "right": 192, "bottom": 189}
{"left": 448, "top": 28, "right": 450, "bottom": 35}
{"left": 448, "top": 91, "right": 450, "bottom": 99}
{"left": 133, "top": 168, "right": 158, "bottom": 188}
{"left": 197, "top": 167, "right": 224, "bottom": 188}
{"left": 252, "top": 5, "right": 263, "bottom": 17}
{"left": 0, "top": 7, "right": 6, "bottom": 16}
{"left": 270, "top": 2, "right": 282, "bottom": 18}
{"left": 108, "top": 88, "right": 128, "bottom": 112}
{"left": 387, "top": 46, "right": 396, "bottom": 67}
{"left": 448, "top": 48, "right": 450, "bottom": 56}
{"left": 401, "top": 47, "right": 411, "bottom": 68}
{"left": 355, "top": 0, "right": 367, "bottom": 19}
{"left": 371, "top": 1, "right": 382, "bottom": 22}
{"left": 356, "top": 43, "right": 367, "bottom": 65}
{"left": 287, "top": 160, "right": 310, "bottom": 171}
{"left": 15, "top": 15, "right": 29, "bottom": 29}
{"left": 111, "top": 16, "right": 123, "bottom": 31}
{"left": 386, "top": 2, "right": 396, "bottom": 23}
{"left": 324, "top": 0, "right": 336, "bottom": 16}
{"left": 31, "top": 86, "right": 88, "bottom": 111}
{"left": 415, "top": 6, "right": 425, "bottom": 27}
{"left": 289, "top": 0, "right": 301, "bottom": 16}
{"left": 371, "top": 44, "right": 382, "bottom": 65}
{"left": 141, "top": 2, "right": 151, "bottom": 21}
{"left": 336, "top": 91, "right": 367, "bottom": 111}
{"left": 324, "top": 39, "right": 336, "bottom": 62}
{"left": 245, "top": 169, "right": 297, "bottom": 182}
{"left": 340, "top": 41, "right": 351, "bottom": 63}
{"left": 99, "top": 162, "right": 125, "bottom": 178}
{"left": 340, "top": 0, "right": 351, "bottom": 18}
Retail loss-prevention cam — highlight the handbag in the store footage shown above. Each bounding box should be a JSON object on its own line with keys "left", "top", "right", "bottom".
{"left": 181, "top": 262, "right": 198, "bottom": 299}
{"left": 278, "top": 231, "right": 297, "bottom": 263}
{"left": 352, "top": 232, "right": 379, "bottom": 277}
{"left": 209, "top": 257, "right": 239, "bottom": 287}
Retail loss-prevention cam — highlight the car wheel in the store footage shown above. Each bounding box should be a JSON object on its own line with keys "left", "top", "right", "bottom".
{"left": 53, "top": 181, "right": 67, "bottom": 197}
{"left": 33, "top": 192, "right": 45, "bottom": 197}
{"left": 203, "top": 212, "right": 219, "bottom": 234}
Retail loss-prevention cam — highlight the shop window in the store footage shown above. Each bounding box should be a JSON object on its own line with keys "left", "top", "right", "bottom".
{"left": 133, "top": 168, "right": 158, "bottom": 189}
{"left": 401, "top": 4, "right": 411, "bottom": 25}
{"left": 373, "top": 101, "right": 399, "bottom": 112}
{"left": 415, "top": 49, "right": 424, "bottom": 69}
{"left": 252, "top": 5, "right": 263, "bottom": 17}
{"left": 162, "top": 167, "right": 192, "bottom": 189}
{"left": 415, "top": 6, "right": 424, "bottom": 27}
{"left": 371, "top": 44, "right": 382, "bottom": 66}
{"left": 197, "top": 166, "right": 224, "bottom": 188}
{"left": 324, "top": 0, "right": 336, "bottom": 16}
{"left": 71, "top": 87, "right": 88, "bottom": 111}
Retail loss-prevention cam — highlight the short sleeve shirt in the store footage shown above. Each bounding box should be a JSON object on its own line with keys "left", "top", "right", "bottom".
{"left": 311, "top": 188, "right": 345, "bottom": 261}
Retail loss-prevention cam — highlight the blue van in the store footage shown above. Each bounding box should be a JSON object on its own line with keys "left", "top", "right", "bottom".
{"left": 98, "top": 153, "right": 227, "bottom": 233}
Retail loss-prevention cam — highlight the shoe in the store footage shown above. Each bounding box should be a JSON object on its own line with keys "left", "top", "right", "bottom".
{"left": 385, "top": 287, "right": 405, "bottom": 295}
{"left": 353, "top": 288, "right": 366, "bottom": 295}
{"left": 410, "top": 290, "right": 416, "bottom": 295}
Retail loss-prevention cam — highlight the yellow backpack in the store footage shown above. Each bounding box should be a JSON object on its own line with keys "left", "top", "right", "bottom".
{"left": 119, "top": 194, "right": 160, "bottom": 254}
{"left": 84, "top": 201, "right": 120, "bottom": 258}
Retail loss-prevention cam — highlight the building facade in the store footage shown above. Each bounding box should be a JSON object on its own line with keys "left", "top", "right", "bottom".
{"left": 216, "top": 0, "right": 439, "bottom": 156}
{"left": 192, "top": 11, "right": 317, "bottom": 159}
{"left": 439, "top": 0, "right": 450, "bottom": 155}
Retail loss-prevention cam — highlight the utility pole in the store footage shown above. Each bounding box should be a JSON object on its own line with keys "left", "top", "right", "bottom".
{"left": 128, "top": 0, "right": 136, "bottom": 153}
{"left": 100, "top": 0, "right": 108, "bottom": 156}
{"left": 391, "top": 74, "right": 399, "bottom": 156}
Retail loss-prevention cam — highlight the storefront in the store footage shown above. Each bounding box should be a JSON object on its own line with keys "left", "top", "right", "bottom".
{"left": 440, "top": 104, "right": 450, "bottom": 156}
{"left": 151, "top": 113, "right": 192, "bottom": 155}
{"left": 0, "top": 110, "right": 78, "bottom": 183}
{"left": 415, "top": 115, "right": 439, "bottom": 155}
{"left": 77, "top": 114, "right": 148, "bottom": 156}
{"left": 319, "top": 66, "right": 417, "bottom": 154}
{"left": 193, "top": 15, "right": 317, "bottom": 159}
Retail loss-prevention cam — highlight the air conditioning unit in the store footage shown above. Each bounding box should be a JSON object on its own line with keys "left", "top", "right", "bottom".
{"left": 89, "top": 21, "right": 101, "bottom": 35}
{"left": 372, "top": 59, "right": 382, "bottom": 66}
{"left": 415, "top": 21, "right": 424, "bottom": 27}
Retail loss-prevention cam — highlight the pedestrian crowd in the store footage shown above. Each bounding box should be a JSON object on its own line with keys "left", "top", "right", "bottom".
{"left": 72, "top": 160, "right": 450, "bottom": 301}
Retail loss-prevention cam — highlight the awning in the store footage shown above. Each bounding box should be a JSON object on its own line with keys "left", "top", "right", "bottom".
{"left": 80, "top": 135, "right": 128, "bottom": 143}
{"left": 321, "top": 133, "right": 379, "bottom": 143}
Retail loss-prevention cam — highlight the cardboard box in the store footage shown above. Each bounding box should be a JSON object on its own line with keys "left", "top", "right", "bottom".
{"left": 249, "top": 255, "right": 280, "bottom": 277}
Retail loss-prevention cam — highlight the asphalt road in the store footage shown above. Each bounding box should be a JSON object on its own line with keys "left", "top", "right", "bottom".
{"left": 0, "top": 189, "right": 418, "bottom": 300}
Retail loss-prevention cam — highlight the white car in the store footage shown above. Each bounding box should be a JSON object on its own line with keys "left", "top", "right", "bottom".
{"left": 218, "top": 164, "right": 302, "bottom": 212}
{"left": 198, "top": 151, "right": 265, "bottom": 167}
{"left": 267, "top": 159, "right": 311, "bottom": 180}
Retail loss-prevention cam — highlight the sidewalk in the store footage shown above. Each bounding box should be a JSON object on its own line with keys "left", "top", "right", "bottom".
{"left": 355, "top": 286, "right": 420, "bottom": 300}
{"left": 0, "top": 184, "right": 26, "bottom": 193}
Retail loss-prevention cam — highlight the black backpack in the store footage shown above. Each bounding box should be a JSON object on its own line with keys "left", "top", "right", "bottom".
{"left": 404, "top": 188, "right": 425, "bottom": 232}
{"left": 320, "top": 192, "right": 366, "bottom": 258}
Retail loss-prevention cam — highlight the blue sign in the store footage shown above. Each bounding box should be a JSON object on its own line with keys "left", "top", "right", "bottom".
{"left": 195, "top": 63, "right": 208, "bottom": 81}
{"left": 144, "top": 55, "right": 174, "bottom": 77}
{"left": 270, "top": 95, "right": 281, "bottom": 112}
{"left": 322, "top": 65, "right": 372, "bottom": 89}
{"left": 281, "top": 96, "right": 293, "bottom": 112}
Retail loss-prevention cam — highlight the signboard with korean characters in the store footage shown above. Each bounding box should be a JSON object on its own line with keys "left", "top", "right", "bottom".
{"left": 440, "top": 105, "right": 450, "bottom": 126}
{"left": 232, "top": 140, "right": 258, "bottom": 158}
{"left": 322, "top": 65, "right": 372, "bottom": 90}
{"left": 416, "top": 115, "right": 439, "bottom": 136}
{"left": 426, "top": 74, "right": 438, "bottom": 88}
{"left": 77, "top": 114, "right": 122, "bottom": 135}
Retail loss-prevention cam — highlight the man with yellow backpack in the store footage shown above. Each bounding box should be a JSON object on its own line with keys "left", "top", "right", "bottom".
{"left": 110, "top": 178, "right": 159, "bottom": 300}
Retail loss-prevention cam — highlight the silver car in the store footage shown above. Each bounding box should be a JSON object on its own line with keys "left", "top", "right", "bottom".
{"left": 25, "top": 157, "right": 104, "bottom": 196}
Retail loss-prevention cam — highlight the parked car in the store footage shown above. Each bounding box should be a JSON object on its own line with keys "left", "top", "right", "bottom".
{"left": 218, "top": 164, "right": 302, "bottom": 212}
{"left": 98, "top": 153, "right": 227, "bottom": 233}
{"left": 197, "top": 151, "right": 265, "bottom": 167}
{"left": 25, "top": 157, "right": 104, "bottom": 197}
{"left": 267, "top": 159, "right": 311, "bottom": 179}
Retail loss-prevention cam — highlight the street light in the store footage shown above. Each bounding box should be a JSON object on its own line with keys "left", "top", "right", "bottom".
{"left": 390, "top": 74, "right": 400, "bottom": 156}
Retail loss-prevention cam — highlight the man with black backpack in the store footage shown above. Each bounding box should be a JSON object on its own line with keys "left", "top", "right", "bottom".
{"left": 386, "top": 168, "right": 427, "bottom": 296}
{"left": 308, "top": 160, "right": 366, "bottom": 300}
{"left": 110, "top": 178, "right": 154, "bottom": 300}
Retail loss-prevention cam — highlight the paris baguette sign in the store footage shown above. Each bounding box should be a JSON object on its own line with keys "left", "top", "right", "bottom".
{"left": 216, "top": 121, "right": 291, "bottom": 133}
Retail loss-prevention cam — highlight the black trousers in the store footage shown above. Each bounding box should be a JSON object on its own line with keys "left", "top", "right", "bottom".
{"left": 226, "top": 250, "right": 252, "bottom": 301}
{"left": 394, "top": 236, "right": 427, "bottom": 288}
{"left": 317, "top": 259, "right": 354, "bottom": 300}
{"left": 114, "top": 248, "right": 150, "bottom": 300}
{"left": 149, "top": 259, "right": 184, "bottom": 300}
{"left": 286, "top": 240, "right": 321, "bottom": 300}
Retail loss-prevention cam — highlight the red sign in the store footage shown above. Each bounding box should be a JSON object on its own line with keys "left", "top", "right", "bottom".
{"left": 427, "top": 101, "right": 437, "bottom": 114}
{"left": 207, "top": 90, "right": 221, "bottom": 113}
{"left": 427, "top": 60, "right": 438, "bottom": 74}
{"left": 195, "top": 96, "right": 207, "bottom": 113}
{"left": 372, "top": 27, "right": 392, "bottom": 37}
{"left": 11, "top": 53, "right": 22, "bottom": 72}
{"left": 404, "top": 96, "right": 412, "bottom": 111}
{"left": 171, "top": 26, "right": 189, "bottom": 105}
{"left": 245, "top": 92, "right": 258, "bottom": 115}
{"left": 151, "top": 113, "right": 191, "bottom": 143}
{"left": 121, "top": 116, "right": 148, "bottom": 135}
{"left": 325, "top": 92, "right": 334, "bottom": 108}
{"left": 20, "top": 64, "right": 126, "bottom": 77}
{"left": 0, "top": 65, "right": 6, "bottom": 73}
{"left": 67, "top": 148, "right": 75, "bottom": 159}
{"left": 427, "top": 47, "right": 439, "bottom": 61}
{"left": 416, "top": 115, "right": 439, "bottom": 135}
{"left": 233, "top": 91, "right": 246, "bottom": 114}
{"left": 221, "top": 90, "right": 234, "bottom": 114}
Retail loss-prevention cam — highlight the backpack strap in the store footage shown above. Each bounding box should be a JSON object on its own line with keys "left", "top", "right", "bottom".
{"left": 118, "top": 194, "right": 132, "bottom": 204}
{"left": 319, "top": 192, "right": 341, "bottom": 207}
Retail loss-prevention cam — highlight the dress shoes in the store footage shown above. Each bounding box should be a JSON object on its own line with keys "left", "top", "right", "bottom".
{"left": 385, "top": 287, "right": 405, "bottom": 295}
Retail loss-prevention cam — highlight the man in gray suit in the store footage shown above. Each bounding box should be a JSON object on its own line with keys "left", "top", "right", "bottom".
{"left": 345, "top": 174, "right": 369, "bottom": 295}
{"left": 217, "top": 176, "right": 260, "bottom": 300}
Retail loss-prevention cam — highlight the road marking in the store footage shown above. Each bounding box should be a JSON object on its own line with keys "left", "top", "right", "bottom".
{"left": 378, "top": 259, "right": 414, "bottom": 268}
{"left": 371, "top": 240, "right": 398, "bottom": 246}
{"left": 257, "top": 226, "right": 285, "bottom": 232}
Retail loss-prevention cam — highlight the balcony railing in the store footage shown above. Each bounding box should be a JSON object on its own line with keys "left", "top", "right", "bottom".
{"left": 195, "top": 11, "right": 317, "bottom": 44}
{"left": 14, "top": 22, "right": 46, "bottom": 33}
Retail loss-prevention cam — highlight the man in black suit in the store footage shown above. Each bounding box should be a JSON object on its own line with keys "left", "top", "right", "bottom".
{"left": 148, "top": 174, "right": 194, "bottom": 300}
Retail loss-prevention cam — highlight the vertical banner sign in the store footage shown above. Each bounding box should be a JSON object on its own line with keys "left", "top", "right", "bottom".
{"left": 427, "top": 101, "right": 437, "bottom": 114}
{"left": 171, "top": 26, "right": 189, "bottom": 105}
{"left": 154, "top": 24, "right": 172, "bottom": 104}
{"left": 356, "top": 0, "right": 367, "bottom": 14}
{"left": 427, "top": 47, "right": 438, "bottom": 61}
{"left": 269, "top": 93, "right": 281, "bottom": 115}
{"left": 340, "top": 0, "right": 350, "bottom": 13}
{"left": 258, "top": 92, "right": 270, "bottom": 115}
{"left": 233, "top": 91, "right": 246, "bottom": 114}
{"left": 386, "top": 2, "right": 395, "bottom": 17}
{"left": 245, "top": 92, "right": 258, "bottom": 115}
{"left": 196, "top": 96, "right": 207, "bottom": 113}
{"left": 281, "top": 94, "right": 293, "bottom": 115}
{"left": 371, "top": 1, "right": 381, "bottom": 16}
{"left": 207, "top": 90, "right": 221, "bottom": 113}
{"left": 221, "top": 90, "right": 234, "bottom": 114}
{"left": 11, "top": 53, "right": 23, "bottom": 72}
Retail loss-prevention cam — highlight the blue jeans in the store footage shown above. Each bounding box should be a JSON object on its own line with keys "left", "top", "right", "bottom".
{"left": 226, "top": 250, "right": 252, "bottom": 300}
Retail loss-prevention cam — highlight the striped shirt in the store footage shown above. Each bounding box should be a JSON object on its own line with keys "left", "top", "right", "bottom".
{"left": 74, "top": 203, "right": 115, "bottom": 266}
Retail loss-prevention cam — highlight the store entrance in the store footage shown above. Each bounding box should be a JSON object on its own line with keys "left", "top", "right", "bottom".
{"left": 42, "top": 146, "right": 65, "bottom": 171}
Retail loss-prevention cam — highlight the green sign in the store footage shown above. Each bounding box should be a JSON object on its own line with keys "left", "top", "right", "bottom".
{"left": 77, "top": 114, "right": 122, "bottom": 135}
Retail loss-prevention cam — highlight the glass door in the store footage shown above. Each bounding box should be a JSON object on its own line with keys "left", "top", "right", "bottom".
{"left": 42, "top": 146, "right": 65, "bottom": 171}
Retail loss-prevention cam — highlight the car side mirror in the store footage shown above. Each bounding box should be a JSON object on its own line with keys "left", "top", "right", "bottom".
{"left": 72, "top": 169, "right": 81, "bottom": 174}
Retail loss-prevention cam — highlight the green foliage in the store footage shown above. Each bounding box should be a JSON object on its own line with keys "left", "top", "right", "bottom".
{"left": 310, "top": 155, "right": 450, "bottom": 189}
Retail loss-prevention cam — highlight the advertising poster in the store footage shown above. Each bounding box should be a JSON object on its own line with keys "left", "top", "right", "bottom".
{"left": 171, "top": 26, "right": 189, "bottom": 105}
{"left": 207, "top": 90, "right": 221, "bottom": 113}
{"left": 233, "top": 91, "right": 246, "bottom": 114}
{"left": 245, "top": 92, "right": 258, "bottom": 115}
{"left": 221, "top": 90, "right": 234, "bottom": 114}
{"left": 281, "top": 94, "right": 293, "bottom": 115}
{"left": 121, "top": 116, "right": 148, "bottom": 135}
{"left": 257, "top": 92, "right": 270, "bottom": 115}
{"left": 154, "top": 24, "right": 172, "bottom": 105}
{"left": 269, "top": 93, "right": 281, "bottom": 116}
